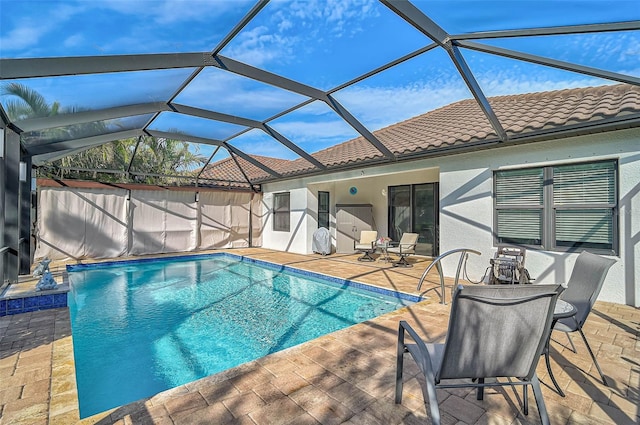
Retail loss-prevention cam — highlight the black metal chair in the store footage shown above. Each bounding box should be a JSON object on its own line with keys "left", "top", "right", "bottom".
{"left": 396, "top": 284, "right": 562, "bottom": 425}
{"left": 550, "top": 251, "right": 616, "bottom": 386}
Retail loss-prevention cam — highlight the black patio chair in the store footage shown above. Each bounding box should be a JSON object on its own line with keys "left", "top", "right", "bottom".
{"left": 396, "top": 284, "right": 562, "bottom": 425}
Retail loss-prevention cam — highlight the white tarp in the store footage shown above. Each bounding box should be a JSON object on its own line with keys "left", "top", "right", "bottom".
{"left": 251, "top": 193, "right": 263, "bottom": 247}
{"left": 199, "top": 191, "right": 252, "bottom": 249}
{"left": 34, "top": 187, "right": 128, "bottom": 260}
{"left": 35, "top": 186, "right": 262, "bottom": 260}
{"left": 129, "top": 190, "right": 198, "bottom": 255}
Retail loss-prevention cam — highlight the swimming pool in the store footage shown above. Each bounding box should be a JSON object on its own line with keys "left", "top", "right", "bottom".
{"left": 67, "top": 253, "right": 419, "bottom": 418}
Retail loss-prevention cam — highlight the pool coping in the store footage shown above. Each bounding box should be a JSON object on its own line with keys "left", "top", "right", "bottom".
{"left": 67, "top": 252, "right": 424, "bottom": 304}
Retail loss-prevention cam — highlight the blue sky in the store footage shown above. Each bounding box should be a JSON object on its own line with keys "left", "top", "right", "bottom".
{"left": 1, "top": 0, "right": 639, "bottom": 163}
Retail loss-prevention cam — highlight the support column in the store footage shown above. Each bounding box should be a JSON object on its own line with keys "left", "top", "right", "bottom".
{"left": 0, "top": 128, "right": 5, "bottom": 285}
{"left": 3, "top": 129, "right": 20, "bottom": 284}
{"left": 19, "top": 156, "right": 32, "bottom": 274}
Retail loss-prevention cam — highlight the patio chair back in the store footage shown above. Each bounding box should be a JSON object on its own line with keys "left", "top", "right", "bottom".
{"left": 397, "top": 232, "right": 419, "bottom": 253}
{"left": 358, "top": 230, "right": 378, "bottom": 246}
{"left": 437, "top": 284, "right": 561, "bottom": 382}
{"left": 558, "top": 251, "right": 616, "bottom": 330}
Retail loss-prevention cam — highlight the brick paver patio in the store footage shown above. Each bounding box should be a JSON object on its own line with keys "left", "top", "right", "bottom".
{"left": 1, "top": 248, "right": 638, "bottom": 424}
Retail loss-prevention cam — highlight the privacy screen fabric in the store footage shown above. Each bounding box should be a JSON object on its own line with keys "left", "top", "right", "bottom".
{"left": 199, "top": 191, "right": 252, "bottom": 249}
{"left": 251, "top": 193, "right": 263, "bottom": 247}
{"left": 35, "top": 187, "right": 260, "bottom": 260}
{"left": 129, "top": 190, "right": 197, "bottom": 255}
{"left": 35, "top": 187, "right": 128, "bottom": 260}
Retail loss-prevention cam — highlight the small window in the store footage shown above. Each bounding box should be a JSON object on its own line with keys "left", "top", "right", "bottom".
{"left": 494, "top": 160, "right": 617, "bottom": 254}
{"left": 318, "top": 191, "right": 330, "bottom": 229}
{"left": 273, "top": 192, "right": 290, "bottom": 232}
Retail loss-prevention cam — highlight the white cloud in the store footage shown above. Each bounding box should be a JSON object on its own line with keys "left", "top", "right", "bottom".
{"left": 0, "top": 25, "right": 43, "bottom": 51}
{"left": 272, "top": 119, "right": 356, "bottom": 143}
{"left": 232, "top": 116, "right": 356, "bottom": 157}
{"left": 223, "top": 0, "right": 379, "bottom": 67}
{"left": 97, "top": 0, "right": 251, "bottom": 24}
{"left": 336, "top": 80, "right": 470, "bottom": 130}
{"left": 176, "top": 69, "right": 307, "bottom": 117}
{"left": 222, "top": 25, "right": 299, "bottom": 66}
{"left": 0, "top": 3, "right": 81, "bottom": 53}
{"left": 63, "top": 34, "right": 85, "bottom": 49}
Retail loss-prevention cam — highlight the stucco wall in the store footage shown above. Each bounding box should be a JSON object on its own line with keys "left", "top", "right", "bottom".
{"left": 261, "top": 186, "right": 310, "bottom": 253}
{"left": 437, "top": 129, "right": 639, "bottom": 306}
{"left": 261, "top": 128, "right": 639, "bottom": 306}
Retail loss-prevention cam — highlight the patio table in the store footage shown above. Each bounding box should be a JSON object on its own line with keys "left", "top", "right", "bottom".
{"left": 376, "top": 240, "right": 393, "bottom": 263}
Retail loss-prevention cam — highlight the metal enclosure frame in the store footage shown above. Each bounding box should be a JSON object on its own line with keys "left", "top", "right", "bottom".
{"left": 0, "top": 0, "right": 639, "bottom": 280}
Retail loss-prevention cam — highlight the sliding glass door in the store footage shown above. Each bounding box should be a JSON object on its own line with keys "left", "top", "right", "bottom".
{"left": 388, "top": 183, "right": 439, "bottom": 257}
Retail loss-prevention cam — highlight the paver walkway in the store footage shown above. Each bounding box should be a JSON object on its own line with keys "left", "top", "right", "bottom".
{"left": 1, "top": 248, "right": 638, "bottom": 424}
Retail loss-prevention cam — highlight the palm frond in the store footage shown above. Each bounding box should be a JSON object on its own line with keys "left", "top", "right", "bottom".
{"left": 1, "top": 82, "right": 52, "bottom": 117}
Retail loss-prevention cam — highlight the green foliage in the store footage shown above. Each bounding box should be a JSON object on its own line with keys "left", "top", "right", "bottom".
{"left": 2, "top": 83, "right": 207, "bottom": 185}
{"left": 1, "top": 82, "right": 59, "bottom": 120}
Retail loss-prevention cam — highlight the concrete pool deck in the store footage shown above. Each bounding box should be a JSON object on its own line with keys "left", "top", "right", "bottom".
{"left": 0, "top": 248, "right": 638, "bottom": 424}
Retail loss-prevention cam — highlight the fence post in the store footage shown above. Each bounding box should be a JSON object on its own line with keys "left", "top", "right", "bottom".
{"left": 19, "top": 155, "right": 32, "bottom": 274}
{"left": 3, "top": 129, "right": 20, "bottom": 284}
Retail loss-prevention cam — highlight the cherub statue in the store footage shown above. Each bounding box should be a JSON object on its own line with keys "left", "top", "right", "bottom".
{"left": 33, "top": 258, "right": 57, "bottom": 291}
{"left": 33, "top": 258, "right": 51, "bottom": 277}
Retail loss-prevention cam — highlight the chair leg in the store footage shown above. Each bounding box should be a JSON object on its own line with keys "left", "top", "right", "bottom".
{"left": 358, "top": 251, "right": 375, "bottom": 262}
{"left": 577, "top": 327, "right": 608, "bottom": 386}
{"left": 531, "top": 375, "right": 551, "bottom": 425}
{"left": 393, "top": 255, "right": 411, "bottom": 267}
{"left": 423, "top": 380, "right": 441, "bottom": 425}
{"left": 523, "top": 383, "right": 528, "bottom": 415}
{"left": 476, "top": 378, "right": 484, "bottom": 400}
{"left": 544, "top": 345, "right": 565, "bottom": 396}
{"left": 395, "top": 348, "right": 405, "bottom": 404}
{"left": 566, "top": 333, "right": 576, "bottom": 353}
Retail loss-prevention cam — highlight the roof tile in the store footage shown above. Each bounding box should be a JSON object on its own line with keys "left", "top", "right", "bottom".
{"left": 202, "top": 84, "right": 640, "bottom": 184}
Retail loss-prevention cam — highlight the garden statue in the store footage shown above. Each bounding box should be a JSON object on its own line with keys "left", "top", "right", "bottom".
{"left": 33, "top": 258, "right": 58, "bottom": 291}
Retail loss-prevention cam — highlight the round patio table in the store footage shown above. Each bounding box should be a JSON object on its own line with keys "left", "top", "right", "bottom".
{"left": 376, "top": 241, "right": 393, "bottom": 263}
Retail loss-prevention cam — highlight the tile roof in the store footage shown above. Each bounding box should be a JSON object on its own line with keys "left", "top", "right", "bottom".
{"left": 201, "top": 84, "right": 640, "bottom": 185}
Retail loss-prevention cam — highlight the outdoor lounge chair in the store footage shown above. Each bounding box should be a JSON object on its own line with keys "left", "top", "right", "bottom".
{"left": 354, "top": 230, "right": 378, "bottom": 262}
{"left": 388, "top": 232, "right": 419, "bottom": 267}
{"left": 396, "top": 284, "right": 562, "bottom": 425}
{"left": 550, "top": 250, "right": 616, "bottom": 386}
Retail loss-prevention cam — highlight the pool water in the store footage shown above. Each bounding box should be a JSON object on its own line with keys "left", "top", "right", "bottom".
{"left": 67, "top": 254, "right": 416, "bottom": 418}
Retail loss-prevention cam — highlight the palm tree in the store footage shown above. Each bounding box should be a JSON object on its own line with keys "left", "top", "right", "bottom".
{"left": 1, "top": 82, "right": 60, "bottom": 120}
{"left": 2, "top": 83, "right": 207, "bottom": 185}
